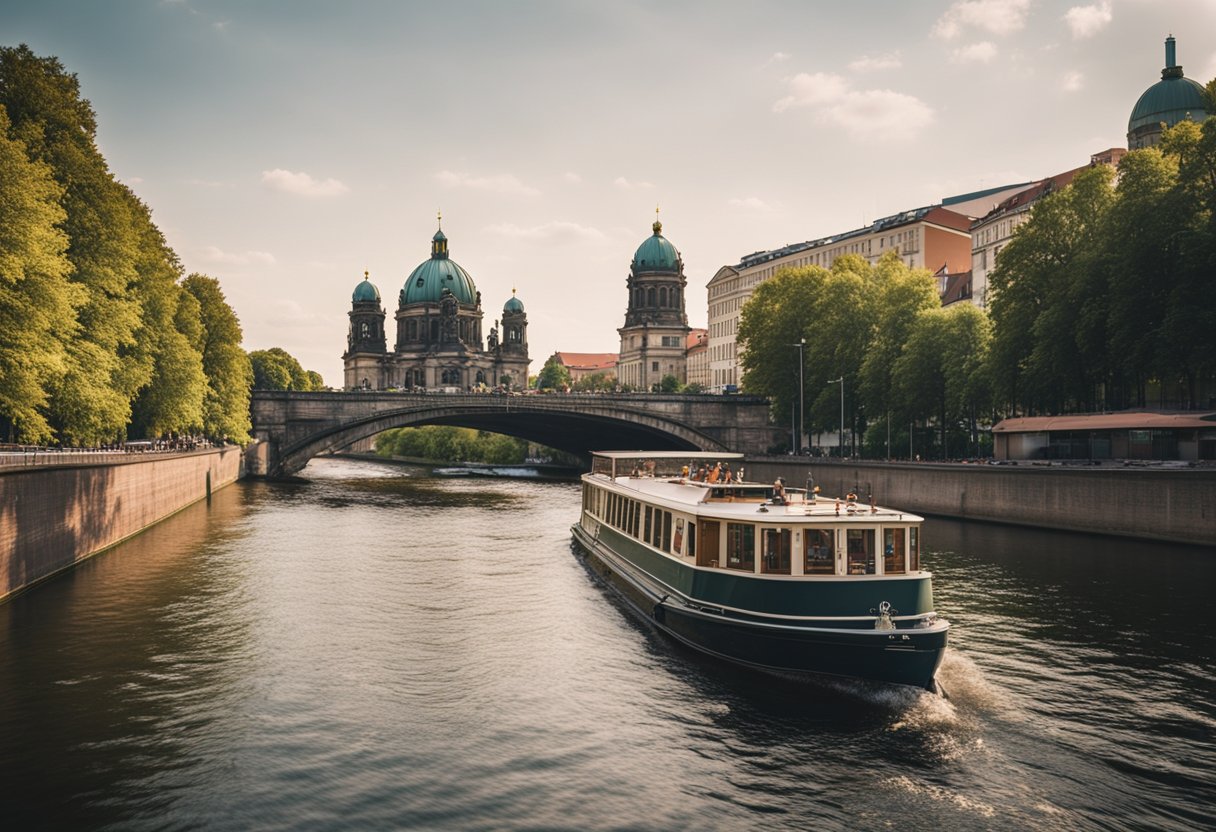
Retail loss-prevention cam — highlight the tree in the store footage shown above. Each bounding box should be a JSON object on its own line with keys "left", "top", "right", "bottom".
{"left": 655, "top": 374, "right": 681, "bottom": 393}
{"left": 572, "top": 371, "right": 615, "bottom": 392}
{"left": 249, "top": 347, "right": 320, "bottom": 391}
{"left": 183, "top": 274, "right": 252, "bottom": 442}
{"left": 535, "top": 355, "right": 571, "bottom": 391}
{"left": 0, "top": 106, "right": 81, "bottom": 442}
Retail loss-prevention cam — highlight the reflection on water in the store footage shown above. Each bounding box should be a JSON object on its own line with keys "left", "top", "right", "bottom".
{"left": 0, "top": 458, "right": 1213, "bottom": 831}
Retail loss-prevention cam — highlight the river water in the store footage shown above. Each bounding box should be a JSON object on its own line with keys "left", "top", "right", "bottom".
{"left": 1, "top": 457, "right": 1213, "bottom": 831}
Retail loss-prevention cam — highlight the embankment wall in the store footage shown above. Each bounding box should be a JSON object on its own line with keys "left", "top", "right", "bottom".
{"left": 0, "top": 446, "right": 244, "bottom": 602}
{"left": 744, "top": 459, "right": 1216, "bottom": 547}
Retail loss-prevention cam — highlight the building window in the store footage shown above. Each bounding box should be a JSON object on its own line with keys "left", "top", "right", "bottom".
{"left": 651, "top": 361, "right": 659, "bottom": 372}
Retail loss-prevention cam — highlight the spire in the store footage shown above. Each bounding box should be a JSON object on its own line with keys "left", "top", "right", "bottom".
{"left": 431, "top": 212, "right": 449, "bottom": 258}
{"left": 1162, "top": 35, "right": 1183, "bottom": 79}
{"left": 653, "top": 204, "right": 662, "bottom": 236}
{"left": 437, "top": 208, "right": 442, "bottom": 230}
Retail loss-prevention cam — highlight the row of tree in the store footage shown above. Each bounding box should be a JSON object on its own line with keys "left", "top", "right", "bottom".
{"left": 0, "top": 46, "right": 321, "bottom": 446}
{"left": 737, "top": 116, "right": 1216, "bottom": 457}
{"left": 375, "top": 426, "right": 529, "bottom": 465}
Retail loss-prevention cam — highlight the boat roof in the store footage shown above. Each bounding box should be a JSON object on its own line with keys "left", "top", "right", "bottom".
{"left": 591, "top": 451, "right": 744, "bottom": 460}
{"left": 587, "top": 472, "right": 923, "bottom": 524}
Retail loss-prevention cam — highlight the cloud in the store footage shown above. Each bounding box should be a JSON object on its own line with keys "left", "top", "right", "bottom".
{"left": 773, "top": 72, "right": 934, "bottom": 139}
{"left": 261, "top": 168, "right": 349, "bottom": 197}
{"left": 434, "top": 170, "right": 540, "bottom": 196}
{"left": 1062, "top": 70, "right": 1084, "bottom": 92}
{"left": 951, "top": 41, "right": 998, "bottom": 64}
{"left": 1063, "top": 2, "right": 1112, "bottom": 39}
{"left": 563, "top": 171, "right": 582, "bottom": 184}
{"left": 486, "top": 221, "right": 608, "bottom": 243}
{"left": 728, "top": 197, "right": 772, "bottom": 211}
{"left": 763, "top": 51, "right": 791, "bottom": 68}
{"left": 848, "top": 51, "right": 902, "bottom": 72}
{"left": 199, "top": 246, "right": 277, "bottom": 266}
{"left": 613, "top": 176, "right": 655, "bottom": 190}
{"left": 932, "top": 0, "right": 1031, "bottom": 40}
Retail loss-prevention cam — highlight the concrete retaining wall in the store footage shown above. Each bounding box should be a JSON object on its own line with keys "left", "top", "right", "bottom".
{"left": 0, "top": 446, "right": 244, "bottom": 602}
{"left": 744, "top": 458, "right": 1216, "bottom": 548}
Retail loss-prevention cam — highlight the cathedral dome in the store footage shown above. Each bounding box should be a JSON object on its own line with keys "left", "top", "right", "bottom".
{"left": 1128, "top": 37, "right": 1211, "bottom": 142}
{"left": 632, "top": 220, "right": 681, "bottom": 273}
{"left": 352, "top": 273, "right": 381, "bottom": 303}
{"left": 402, "top": 224, "right": 478, "bottom": 305}
{"left": 504, "top": 293, "right": 524, "bottom": 314}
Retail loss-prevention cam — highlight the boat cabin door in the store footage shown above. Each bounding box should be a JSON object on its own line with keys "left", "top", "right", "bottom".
{"left": 697, "top": 520, "right": 720, "bottom": 568}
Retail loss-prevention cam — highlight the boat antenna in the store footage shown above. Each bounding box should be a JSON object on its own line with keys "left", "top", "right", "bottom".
{"left": 868, "top": 481, "right": 876, "bottom": 514}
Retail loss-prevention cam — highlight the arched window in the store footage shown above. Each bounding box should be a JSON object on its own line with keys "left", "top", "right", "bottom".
{"left": 406, "top": 319, "right": 417, "bottom": 341}
{"left": 475, "top": 370, "right": 486, "bottom": 385}
{"left": 647, "top": 287, "right": 656, "bottom": 307}
{"left": 360, "top": 322, "right": 369, "bottom": 339}
{"left": 430, "top": 319, "right": 439, "bottom": 342}
{"left": 659, "top": 287, "right": 668, "bottom": 307}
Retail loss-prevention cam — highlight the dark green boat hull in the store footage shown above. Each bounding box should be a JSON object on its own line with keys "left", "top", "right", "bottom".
{"left": 572, "top": 522, "right": 948, "bottom": 691}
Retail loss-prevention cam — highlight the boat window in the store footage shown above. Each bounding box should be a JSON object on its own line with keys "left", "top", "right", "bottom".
{"left": 673, "top": 518, "right": 685, "bottom": 554}
{"left": 846, "top": 529, "right": 876, "bottom": 575}
{"left": 762, "top": 528, "right": 792, "bottom": 574}
{"left": 884, "top": 528, "right": 906, "bottom": 574}
{"left": 910, "top": 527, "right": 920, "bottom": 571}
{"left": 632, "top": 501, "right": 641, "bottom": 538}
{"left": 652, "top": 510, "right": 662, "bottom": 549}
{"left": 726, "top": 523, "right": 755, "bottom": 572}
{"left": 804, "top": 529, "right": 835, "bottom": 575}
{"left": 662, "top": 512, "right": 672, "bottom": 552}
{"left": 644, "top": 506, "right": 652, "bottom": 542}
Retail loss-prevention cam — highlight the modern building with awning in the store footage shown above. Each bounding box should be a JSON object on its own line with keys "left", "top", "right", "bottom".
{"left": 992, "top": 412, "right": 1216, "bottom": 462}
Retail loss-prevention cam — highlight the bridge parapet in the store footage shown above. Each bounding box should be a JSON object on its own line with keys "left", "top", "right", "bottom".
{"left": 247, "top": 391, "right": 777, "bottom": 478}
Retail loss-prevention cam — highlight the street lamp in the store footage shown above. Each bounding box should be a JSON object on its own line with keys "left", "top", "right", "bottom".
{"left": 790, "top": 338, "right": 805, "bottom": 453}
{"left": 828, "top": 376, "right": 844, "bottom": 458}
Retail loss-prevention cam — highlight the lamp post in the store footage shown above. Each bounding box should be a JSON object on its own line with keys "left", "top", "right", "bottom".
{"left": 829, "top": 376, "right": 844, "bottom": 458}
{"left": 790, "top": 338, "right": 805, "bottom": 453}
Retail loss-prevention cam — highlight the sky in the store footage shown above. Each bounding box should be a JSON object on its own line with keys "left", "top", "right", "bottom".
{"left": 2, "top": 0, "right": 1214, "bottom": 387}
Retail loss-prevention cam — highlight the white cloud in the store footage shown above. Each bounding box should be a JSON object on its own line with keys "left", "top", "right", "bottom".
{"left": 563, "top": 171, "right": 582, "bottom": 184}
{"left": 951, "top": 41, "right": 999, "bottom": 64}
{"left": 932, "top": 0, "right": 1031, "bottom": 40}
{"left": 613, "top": 176, "right": 655, "bottom": 190}
{"left": 434, "top": 170, "right": 540, "bottom": 196}
{"left": 486, "top": 221, "right": 607, "bottom": 243}
{"left": 728, "top": 197, "right": 772, "bottom": 211}
{"left": 1062, "top": 70, "right": 1084, "bottom": 92}
{"left": 773, "top": 71, "right": 851, "bottom": 111}
{"left": 773, "top": 72, "right": 934, "bottom": 140}
{"left": 763, "top": 51, "right": 791, "bottom": 68}
{"left": 1063, "top": 2, "right": 1112, "bottom": 39}
{"left": 849, "top": 51, "right": 902, "bottom": 72}
{"left": 199, "top": 245, "right": 277, "bottom": 266}
{"left": 261, "top": 168, "right": 349, "bottom": 197}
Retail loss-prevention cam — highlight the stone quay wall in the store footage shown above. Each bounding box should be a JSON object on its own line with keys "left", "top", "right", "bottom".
{"left": 743, "top": 458, "right": 1216, "bottom": 548}
{"left": 0, "top": 445, "right": 244, "bottom": 602}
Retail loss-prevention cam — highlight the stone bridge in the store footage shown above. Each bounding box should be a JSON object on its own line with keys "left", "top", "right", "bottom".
{"left": 245, "top": 391, "right": 777, "bottom": 478}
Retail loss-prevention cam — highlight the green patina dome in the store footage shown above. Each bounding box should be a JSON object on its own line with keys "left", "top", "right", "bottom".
{"left": 504, "top": 294, "right": 524, "bottom": 314}
{"left": 1128, "top": 37, "right": 1211, "bottom": 136}
{"left": 402, "top": 225, "right": 478, "bottom": 305}
{"left": 352, "top": 274, "right": 381, "bottom": 303}
{"left": 632, "top": 220, "right": 681, "bottom": 273}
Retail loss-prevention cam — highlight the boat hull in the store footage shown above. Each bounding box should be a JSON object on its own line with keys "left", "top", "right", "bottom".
{"left": 572, "top": 522, "right": 947, "bottom": 691}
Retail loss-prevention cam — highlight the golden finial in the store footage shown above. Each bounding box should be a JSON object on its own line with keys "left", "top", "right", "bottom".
{"left": 437, "top": 209, "right": 442, "bottom": 229}
{"left": 364, "top": 269, "right": 369, "bottom": 280}
{"left": 512, "top": 285, "right": 517, "bottom": 296}
{"left": 652, "top": 204, "right": 662, "bottom": 235}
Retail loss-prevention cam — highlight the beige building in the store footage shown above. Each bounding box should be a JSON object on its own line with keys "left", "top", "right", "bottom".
{"left": 685, "top": 328, "right": 709, "bottom": 389}
{"left": 617, "top": 217, "right": 690, "bottom": 390}
{"left": 706, "top": 202, "right": 990, "bottom": 392}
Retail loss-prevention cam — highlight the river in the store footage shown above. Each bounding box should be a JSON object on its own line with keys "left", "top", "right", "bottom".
{"left": 1, "top": 457, "right": 1213, "bottom": 831}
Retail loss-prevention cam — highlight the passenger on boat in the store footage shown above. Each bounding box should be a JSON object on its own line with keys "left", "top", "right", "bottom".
{"left": 773, "top": 477, "right": 786, "bottom": 504}
{"left": 722, "top": 463, "right": 733, "bottom": 484}
{"left": 736, "top": 466, "right": 744, "bottom": 483}
{"left": 696, "top": 466, "right": 707, "bottom": 481}
{"left": 708, "top": 463, "right": 721, "bottom": 483}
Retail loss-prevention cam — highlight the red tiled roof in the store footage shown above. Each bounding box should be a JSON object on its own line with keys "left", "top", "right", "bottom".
{"left": 993, "top": 412, "right": 1216, "bottom": 433}
{"left": 554, "top": 352, "right": 618, "bottom": 371}
{"left": 920, "top": 206, "right": 974, "bottom": 233}
{"left": 686, "top": 328, "right": 708, "bottom": 351}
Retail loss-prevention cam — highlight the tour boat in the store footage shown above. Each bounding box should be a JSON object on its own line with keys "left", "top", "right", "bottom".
{"left": 570, "top": 451, "right": 949, "bottom": 691}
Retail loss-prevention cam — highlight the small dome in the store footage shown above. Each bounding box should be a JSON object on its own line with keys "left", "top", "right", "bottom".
{"left": 504, "top": 294, "right": 524, "bottom": 314}
{"left": 1128, "top": 37, "right": 1211, "bottom": 137}
{"left": 632, "top": 219, "right": 681, "bottom": 274}
{"left": 352, "top": 274, "right": 381, "bottom": 303}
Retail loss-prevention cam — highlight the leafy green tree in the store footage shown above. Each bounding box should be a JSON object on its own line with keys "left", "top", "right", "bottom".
{"left": 1, "top": 45, "right": 148, "bottom": 443}
{"left": 306, "top": 370, "right": 326, "bottom": 391}
{"left": 656, "top": 374, "right": 681, "bottom": 393}
{"left": 129, "top": 283, "right": 207, "bottom": 438}
{"left": 0, "top": 106, "right": 81, "bottom": 442}
{"left": 249, "top": 347, "right": 321, "bottom": 391}
{"left": 183, "top": 274, "right": 252, "bottom": 442}
{"left": 376, "top": 426, "right": 527, "bottom": 464}
{"left": 572, "top": 371, "right": 615, "bottom": 392}
{"left": 536, "top": 355, "right": 571, "bottom": 390}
